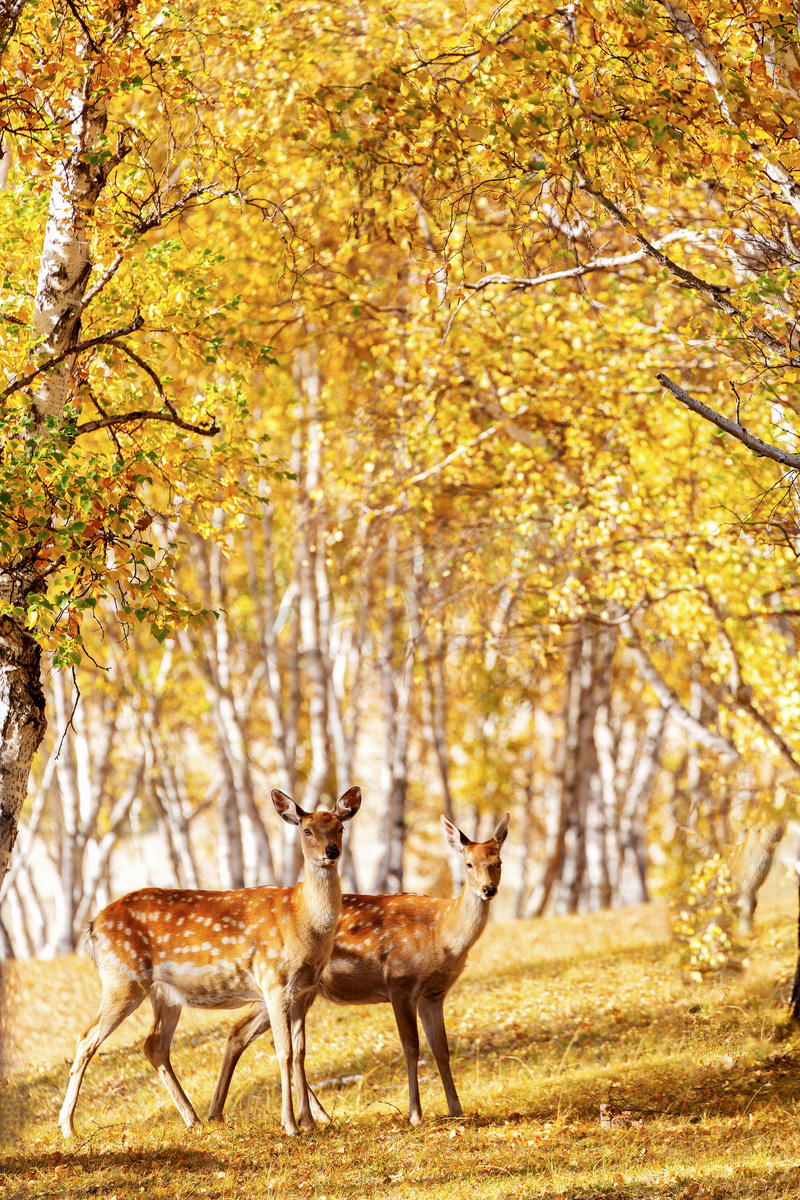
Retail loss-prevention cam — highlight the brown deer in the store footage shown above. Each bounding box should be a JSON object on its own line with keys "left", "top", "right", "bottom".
{"left": 58, "top": 787, "right": 361, "bottom": 1138}
{"left": 727, "top": 823, "right": 785, "bottom": 934}
{"left": 209, "top": 811, "right": 509, "bottom": 1125}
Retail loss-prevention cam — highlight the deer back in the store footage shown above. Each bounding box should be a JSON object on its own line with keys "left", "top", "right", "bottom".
{"left": 87, "top": 878, "right": 345, "bottom": 1010}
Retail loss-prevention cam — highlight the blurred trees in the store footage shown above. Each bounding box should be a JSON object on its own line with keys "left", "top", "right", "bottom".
{"left": 5, "top": 0, "right": 800, "bottom": 954}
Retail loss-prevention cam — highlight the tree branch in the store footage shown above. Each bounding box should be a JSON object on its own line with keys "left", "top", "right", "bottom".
{"left": 657, "top": 372, "right": 800, "bottom": 469}
{"left": 442, "top": 230, "right": 722, "bottom": 341}
{"left": 702, "top": 587, "right": 800, "bottom": 781}
{"left": 579, "top": 178, "right": 791, "bottom": 362}
{"left": 76, "top": 407, "right": 219, "bottom": 437}
{"left": 0, "top": 315, "right": 145, "bottom": 404}
{"left": 0, "top": 0, "right": 26, "bottom": 57}
{"left": 660, "top": 2, "right": 800, "bottom": 219}
{"left": 621, "top": 617, "right": 740, "bottom": 762}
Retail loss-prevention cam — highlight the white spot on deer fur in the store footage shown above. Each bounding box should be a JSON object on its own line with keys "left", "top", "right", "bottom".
{"left": 202, "top": 942, "right": 211, "bottom": 951}
{"left": 213, "top": 924, "right": 221, "bottom": 931}
{"left": 268, "top": 948, "right": 279, "bottom": 959}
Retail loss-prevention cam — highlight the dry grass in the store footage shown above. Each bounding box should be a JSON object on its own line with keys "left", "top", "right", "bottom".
{"left": 3, "top": 901, "right": 800, "bottom": 1198}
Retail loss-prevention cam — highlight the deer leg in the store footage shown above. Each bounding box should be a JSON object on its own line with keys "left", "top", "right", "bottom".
{"left": 739, "top": 889, "right": 757, "bottom": 936}
{"left": 390, "top": 996, "right": 423, "bottom": 1125}
{"left": 307, "top": 1083, "right": 330, "bottom": 1124}
{"left": 418, "top": 995, "right": 463, "bottom": 1118}
{"left": 289, "top": 990, "right": 330, "bottom": 1128}
{"left": 59, "top": 980, "right": 146, "bottom": 1137}
{"left": 208, "top": 1002, "right": 272, "bottom": 1121}
{"left": 265, "top": 989, "right": 299, "bottom": 1136}
{"left": 289, "top": 992, "right": 320, "bottom": 1132}
{"left": 143, "top": 997, "right": 201, "bottom": 1129}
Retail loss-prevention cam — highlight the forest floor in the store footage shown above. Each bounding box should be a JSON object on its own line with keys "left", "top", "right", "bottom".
{"left": 2, "top": 901, "right": 800, "bottom": 1198}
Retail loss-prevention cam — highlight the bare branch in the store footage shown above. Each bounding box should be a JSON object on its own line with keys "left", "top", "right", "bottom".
{"left": 657, "top": 373, "right": 800, "bottom": 469}
{"left": 76, "top": 407, "right": 219, "bottom": 437}
{"left": 77, "top": 251, "right": 126, "bottom": 313}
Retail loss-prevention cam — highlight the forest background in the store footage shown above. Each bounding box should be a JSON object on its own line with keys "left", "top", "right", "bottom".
{"left": 2, "top": 0, "right": 800, "bottom": 960}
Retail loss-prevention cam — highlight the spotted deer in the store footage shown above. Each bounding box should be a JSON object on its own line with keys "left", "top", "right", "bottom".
{"left": 58, "top": 787, "right": 361, "bottom": 1138}
{"left": 209, "top": 811, "right": 509, "bottom": 1125}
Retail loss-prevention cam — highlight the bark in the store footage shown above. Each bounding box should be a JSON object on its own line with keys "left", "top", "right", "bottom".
{"left": 0, "top": 612, "right": 47, "bottom": 885}
{"left": 201, "top": 531, "right": 276, "bottom": 887}
{"left": 374, "top": 529, "right": 402, "bottom": 893}
{"left": 618, "top": 708, "right": 667, "bottom": 904}
{"left": 530, "top": 630, "right": 582, "bottom": 916}
{"left": 560, "top": 625, "right": 601, "bottom": 915}
{"left": 31, "top": 19, "right": 126, "bottom": 426}
{"left": 3, "top": 884, "right": 31, "bottom": 958}
{"left": 791, "top": 871, "right": 800, "bottom": 1022}
{"left": 422, "top": 631, "right": 456, "bottom": 823}
{"left": 47, "top": 671, "right": 82, "bottom": 956}
{"left": 512, "top": 739, "right": 538, "bottom": 918}
{"left": 295, "top": 346, "right": 335, "bottom": 817}
{"left": 0, "top": 911, "right": 13, "bottom": 962}
{"left": 11, "top": 864, "right": 46, "bottom": 955}
{"left": 0, "top": 12, "right": 129, "bottom": 890}
{"left": 217, "top": 750, "right": 245, "bottom": 890}
{"left": 73, "top": 754, "right": 144, "bottom": 928}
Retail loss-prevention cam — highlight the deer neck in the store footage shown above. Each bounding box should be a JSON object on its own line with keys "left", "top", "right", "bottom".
{"left": 441, "top": 882, "right": 491, "bottom": 953}
{"left": 296, "top": 861, "right": 343, "bottom": 936}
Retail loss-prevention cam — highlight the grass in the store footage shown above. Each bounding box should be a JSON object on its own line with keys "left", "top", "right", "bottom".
{"left": 3, "top": 901, "right": 800, "bottom": 1198}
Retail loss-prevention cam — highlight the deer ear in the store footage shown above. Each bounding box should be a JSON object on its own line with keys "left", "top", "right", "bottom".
{"left": 335, "top": 786, "right": 361, "bottom": 822}
{"left": 493, "top": 812, "right": 510, "bottom": 848}
{"left": 440, "top": 815, "right": 470, "bottom": 853}
{"left": 272, "top": 790, "right": 304, "bottom": 826}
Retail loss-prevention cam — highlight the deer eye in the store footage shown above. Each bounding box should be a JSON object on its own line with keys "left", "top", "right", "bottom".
{"left": 304, "top": 829, "right": 313, "bottom": 838}
{"left": 466, "top": 862, "right": 474, "bottom": 870}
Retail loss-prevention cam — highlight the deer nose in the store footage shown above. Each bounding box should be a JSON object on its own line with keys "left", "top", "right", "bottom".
{"left": 482, "top": 884, "right": 497, "bottom": 899}
{"left": 325, "top": 845, "right": 340, "bottom": 860}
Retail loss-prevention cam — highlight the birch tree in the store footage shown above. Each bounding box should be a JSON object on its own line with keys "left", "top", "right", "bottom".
{"left": 0, "top": 0, "right": 275, "bottom": 883}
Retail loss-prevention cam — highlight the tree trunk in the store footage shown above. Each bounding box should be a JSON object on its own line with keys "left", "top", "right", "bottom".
{"left": 0, "top": 15, "right": 129, "bottom": 889}
{"left": 0, "top": 614, "right": 47, "bottom": 885}
{"left": 618, "top": 707, "right": 666, "bottom": 904}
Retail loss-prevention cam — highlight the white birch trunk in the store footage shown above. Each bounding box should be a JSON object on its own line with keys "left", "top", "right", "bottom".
{"left": 0, "top": 19, "right": 127, "bottom": 888}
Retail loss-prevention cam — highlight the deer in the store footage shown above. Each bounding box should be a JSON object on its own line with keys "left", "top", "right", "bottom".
{"left": 208, "top": 811, "right": 509, "bottom": 1126}
{"left": 58, "top": 786, "right": 361, "bottom": 1138}
{"left": 727, "top": 823, "right": 785, "bottom": 935}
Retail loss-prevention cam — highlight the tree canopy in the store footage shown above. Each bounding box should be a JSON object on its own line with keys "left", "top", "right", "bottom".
{"left": 3, "top": 0, "right": 800, "bottom": 935}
